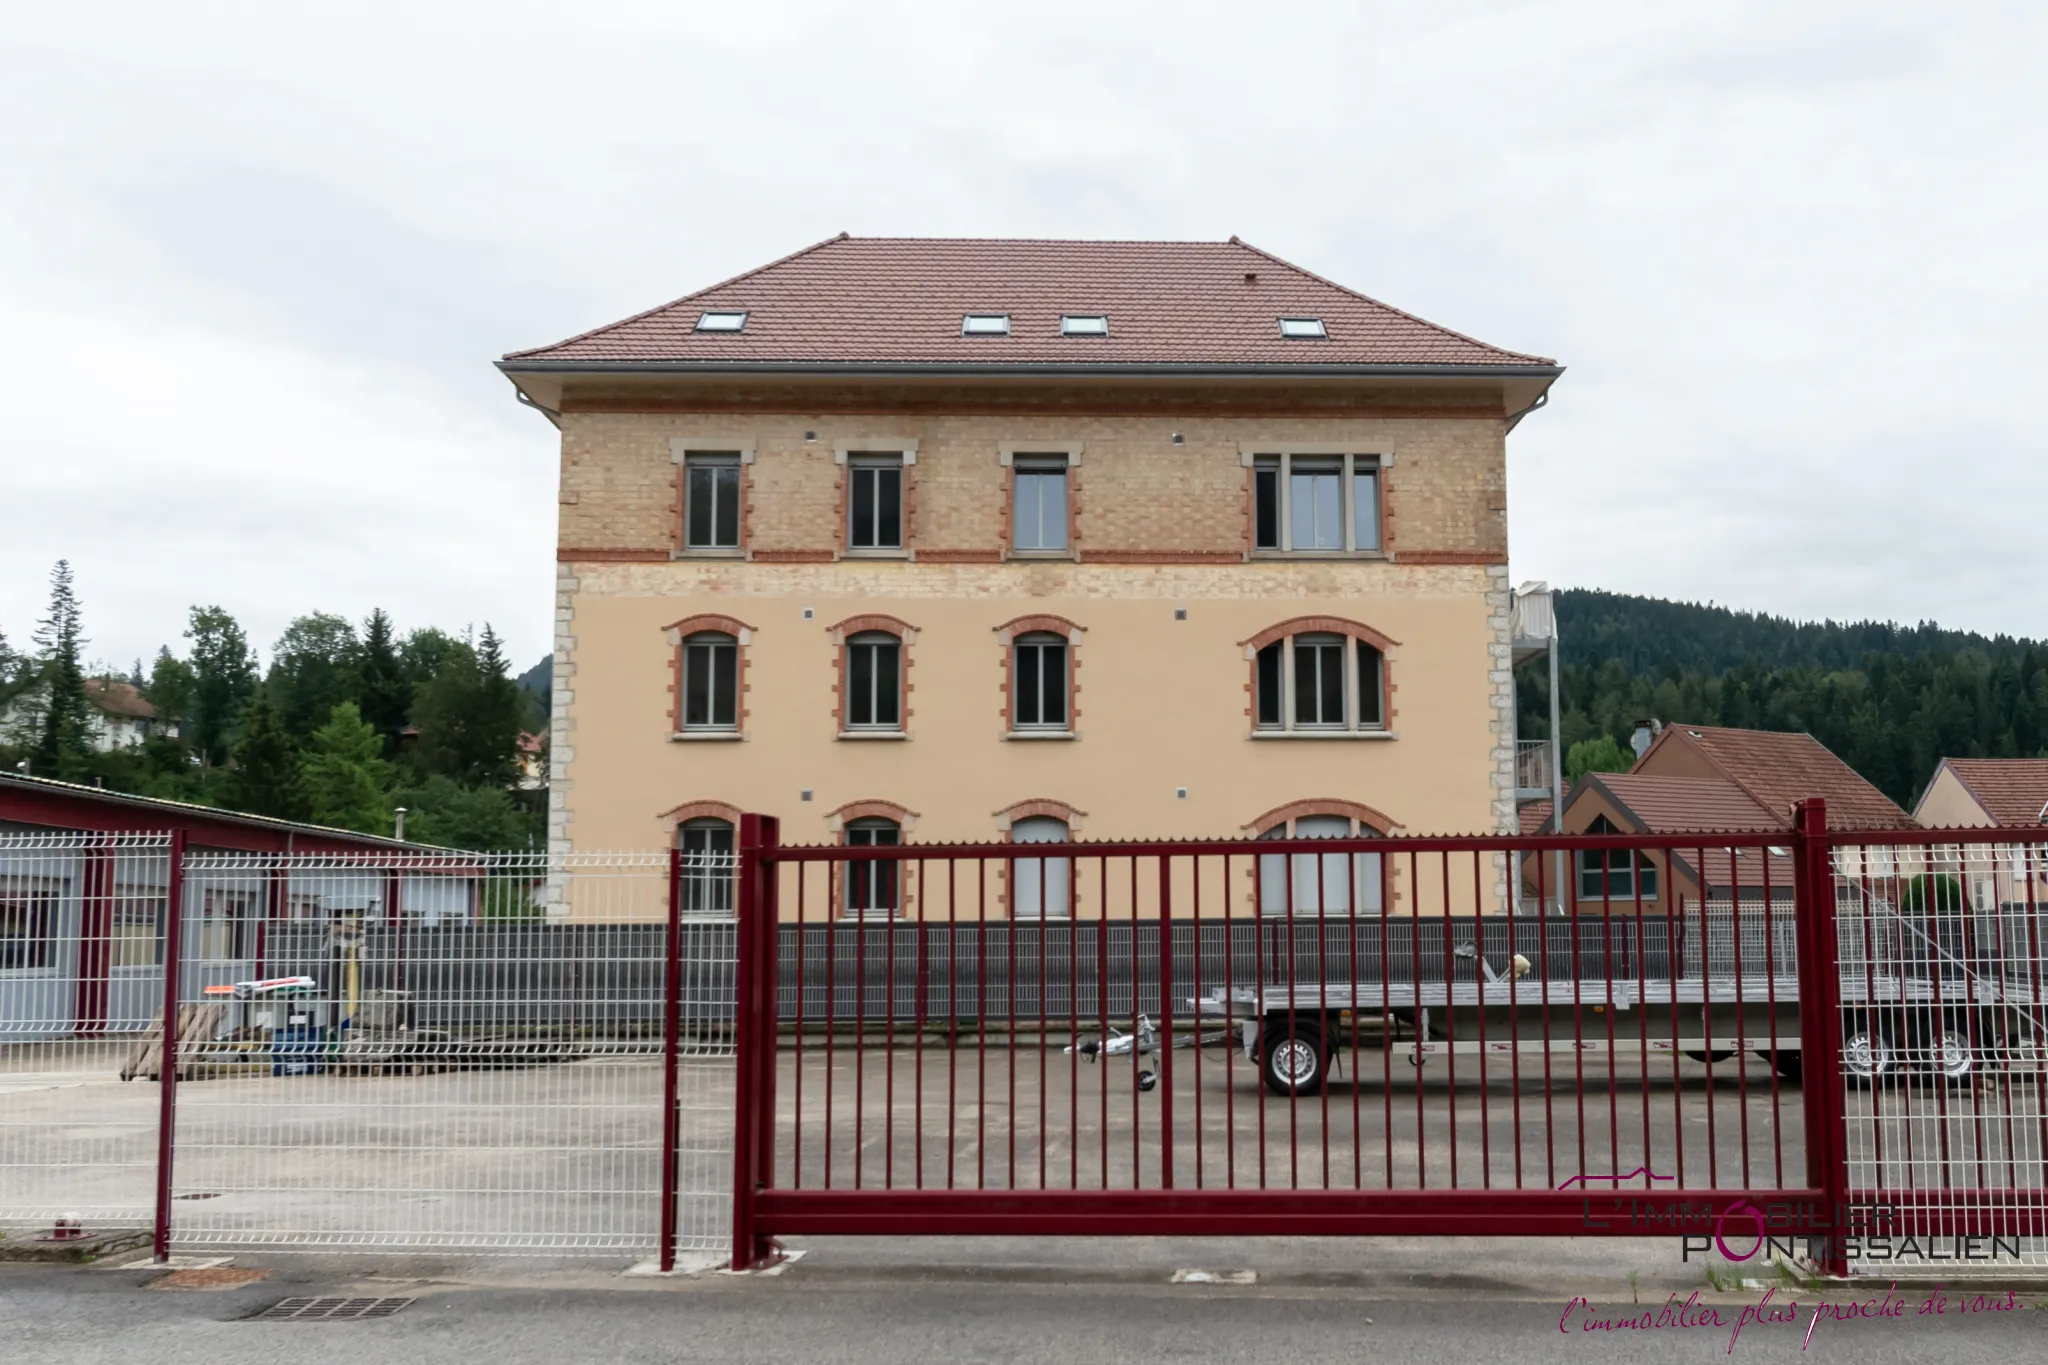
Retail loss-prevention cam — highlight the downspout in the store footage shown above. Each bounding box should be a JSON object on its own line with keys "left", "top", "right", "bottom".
{"left": 1506, "top": 389, "right": 1549, "bottom": 434}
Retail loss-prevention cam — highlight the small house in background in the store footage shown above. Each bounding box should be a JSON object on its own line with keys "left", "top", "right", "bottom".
{"left": 1533, "top": 724, "right": 1913, "bottom": 914}
{"left": 515, "top": 731, "right": 547, "bottom": 791}
{"left": 1914, "top": 757, "right": 2048, "bottom": 830}
{"left": 0, "top": 678, "right": 175, "bottom": 754}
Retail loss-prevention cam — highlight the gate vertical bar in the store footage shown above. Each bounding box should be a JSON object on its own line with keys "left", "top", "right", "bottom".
{"left": 1790, "top": 798, "right": 1851, "bottom": 1276}
{"left": 1158, "top": 855, "right": 1173, "bottom": 1190}
{"left": 732, "top": 813, "right": 781, "bottom": 1270}
{"left": 152, "top": 830, "right": 188, "bottom": 1262}
{"left": 659, "top": 844, "right": 683, "bottom": 1272}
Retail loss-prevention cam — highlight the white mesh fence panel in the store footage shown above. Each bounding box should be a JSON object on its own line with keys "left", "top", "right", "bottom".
{"left": 1836, "top": 840, "right": 2048, "bottom": 1273}
{"left": 0, "top": 831, "right": 174, "bottom": 1233}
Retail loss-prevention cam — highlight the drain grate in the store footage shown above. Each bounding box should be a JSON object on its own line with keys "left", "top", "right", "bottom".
{"left": 252, "top": 1297, "right": 416, "bottom": 1322}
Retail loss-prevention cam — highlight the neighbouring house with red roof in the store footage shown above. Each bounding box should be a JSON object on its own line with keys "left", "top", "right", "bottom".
{"left": 501, "top": 234, "right": 1562, "bottom": 919}
{"left": 1914, "top": 757, "right": 2048, "bottom": 829}
{"left": 0, "top": 678, "right": 176, "bottom": 755}
{"left": 1532, "top": 724, "right": 1913, "bottom": 913}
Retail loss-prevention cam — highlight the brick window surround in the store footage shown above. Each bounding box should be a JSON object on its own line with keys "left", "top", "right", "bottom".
{"left": 657, "top": 799, "right": 746, "bottom": 832}
{"left": 825, "top": 613, "right": 919, "bottom": 737}
{"left": 992, "top": 797, "right": 1089, "bottom": 838}
{"left": 833, "top": 439, "right": 918, "bottom": 558}
{"left": 998, "top": 443, "right": 1082, "bottom": 561}
{"left": 1243, "top": 798, "right": 1398, "bottom": 838}
{"left": 1240, "top": 616, "right": 1399, "bottom": 737}
{"left": 1238, "top": 443, "right": 1390, "bottom": 559}
{"left": 994, "top": 614, "right": 1083, "bottom": 737}
{"left": 668, "top": 437, "right": 755, "bottom": 558}
{"left": 663, "top": 614, "right": 755, "bottom": 739}
{"left": 825, "top": 799, "right": 920, "bottom": 916}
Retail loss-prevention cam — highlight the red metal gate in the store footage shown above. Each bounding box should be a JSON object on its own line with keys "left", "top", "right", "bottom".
{"left": 728, "top": 801, "right": 1990, "bottom": 1272}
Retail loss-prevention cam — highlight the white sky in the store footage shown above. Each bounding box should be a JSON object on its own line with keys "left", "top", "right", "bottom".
{"left": 3, "top": 2, "right": 2044, "bottom": 672}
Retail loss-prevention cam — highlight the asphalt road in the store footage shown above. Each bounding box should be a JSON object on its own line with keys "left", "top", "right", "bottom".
{"left": 3, "top": 1248, "right": 2042, "bottom": 1365}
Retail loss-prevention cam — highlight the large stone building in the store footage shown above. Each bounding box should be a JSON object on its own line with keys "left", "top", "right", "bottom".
{"left": 501, "top": 236, "right": 1560, "bottom": 916}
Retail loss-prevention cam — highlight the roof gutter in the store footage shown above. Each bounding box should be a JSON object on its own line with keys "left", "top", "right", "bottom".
{"left": 496, "top": 359, "right": 1565, "bottom": 381}
{"left": 1505, "top": 387, "right": 1550, "bottom": 433}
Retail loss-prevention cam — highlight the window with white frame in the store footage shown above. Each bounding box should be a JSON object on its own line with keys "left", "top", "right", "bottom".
{"left": 677, "top": 818, "right": 735, "bottom": 916}
{"left": 846, "top": 453, "right": 904, "bottom": 551}
{"left": 844, "top": 631, "right": 903, "bottom": 732}
{"left": 1252, "top": 452, "right": 1381, "bottom": 553}
{"left": 1011, "top": 631, "right": 1069, "bottom": 731}
{"left": 1010, "top": 816, "right": 1071, "bottom": 920}
{"left": 683, "top": 452, "right": 743, "bottom": 550}
{"left": 1253, "top": 633, "right": 1386, "bottom": 733}
{"left": 1574, "top": 817, "right": 1659, "bottom": 901}
{"left": 679, "top": 631, "right": 739, "bottom": 731}
{"left": 843, "top": 818, "right": 901, "bottom": 919}
{"left": 1011, "top": 455, "right": 1069, "bottom": 553}
{"left": 1258, "top": 816, "right": 1384, "bottom": 917}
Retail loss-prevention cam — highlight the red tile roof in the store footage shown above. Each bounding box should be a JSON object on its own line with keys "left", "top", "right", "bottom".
{"left": 1518, "top": 799, "right": 1553, "bottom": 836}
{"left": 503, "top": 236, "right": 1556, "bottom": 371}
{"left": 1938, "top": 758, "right": 2048, "bottom": 827}
{"left": 1664, "top": 725, "right": 1914, "bottom": 831}
{"left": 84, "top": 679, "right": 154, "bottom": 720}
{"left": 1578, "top": 772, "right": 1783, "bottom": 832}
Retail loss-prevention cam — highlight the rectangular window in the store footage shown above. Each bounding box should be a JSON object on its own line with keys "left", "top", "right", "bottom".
{"left": 847, "top": 454, "right": 904, "bottom": 550}
{"left": 1013, "top": 635, "right": 1069, "bottom": 729}
{"left": 684, "top": 453, "right": 742, "bottom": 550}
{"left": 1577, "top": 849, "right": 1659, "bottom": 900}
{"left": 0, "top": 886, "right": 55, "bottom": 970}
{"left": 1251, "top": 452, "right": 1383, "bottom": 553}
{"left": 1293, "top": 637, "right": 1346, "bottom": 727}
{"left": 844, "top": 821, "right": 901, "bottom": 918}
{"left": 846, "top": 635, "right": 902, "bottom": 730}
{"left": 1012, "top": 457, "right": 1069, "bottom": 552}
{"left": 678, "top": 823, "right": 736, "bottom": 916}
{"left": 681, "top": 635, "right": 739, "bottom": 729}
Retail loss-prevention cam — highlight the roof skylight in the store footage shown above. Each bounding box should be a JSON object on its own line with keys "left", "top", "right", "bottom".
{"left": 962, "top": 314, "right": 1011, "bottom": 335}
{"left": 1060, "top": 314, "right": 1109, "bottom": 336}
{"left": 695, "top": 311, "right": 748, "bottom": 332}
{"left": 1278, "top": 317, "right": 1327, "bottom": 339}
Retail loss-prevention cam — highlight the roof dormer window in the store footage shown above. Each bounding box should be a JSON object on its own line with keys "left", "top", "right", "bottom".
{"left": 1278, "top": 317, "right": 1326, "bottom": 339}
{"left": 1060, "top": 314, "right": 1109, "bottom": 336}
{"left": 695, "top": 311, "right": 748, "bottom": 332}
{"left": 962, "top": 314, "right": 1011, "bottom": 335}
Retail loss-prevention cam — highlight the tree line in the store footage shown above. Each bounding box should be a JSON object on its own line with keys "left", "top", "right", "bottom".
{"left": 1519, "top": 589, "right": 2048, "bottom": 808}
{"left": 0, "top": 560, "right": 546, "bottom": 848}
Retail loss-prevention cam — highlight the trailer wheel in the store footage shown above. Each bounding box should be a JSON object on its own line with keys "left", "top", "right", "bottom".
{"left": 1682, "top": 1050, "right": 1735, "bottom": 1064}
{"left": 1842, "top": 1019, "right": 1896, "bottom": 1088}
{"left": 1930, "top": 1031, "right": 1975, "bottom": 1085}
{"left": 1261, "top": 1019, "right": 1326, "bottom": 1097}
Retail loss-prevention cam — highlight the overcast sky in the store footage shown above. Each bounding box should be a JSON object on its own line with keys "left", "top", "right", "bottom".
{"left": 3, "top": 2, "right": 2043, "bottom": 673}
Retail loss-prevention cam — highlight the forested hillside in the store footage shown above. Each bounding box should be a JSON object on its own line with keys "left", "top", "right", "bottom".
{"left": 1521, "top": 590, "right": 2048, "bottom": 808}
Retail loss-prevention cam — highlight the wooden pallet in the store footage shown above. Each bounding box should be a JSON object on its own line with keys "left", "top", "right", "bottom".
{"left": 118, "top": 1003, "right": 227, "bottom": 1082}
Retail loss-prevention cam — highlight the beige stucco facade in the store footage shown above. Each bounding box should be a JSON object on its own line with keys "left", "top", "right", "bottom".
{"left": 537, "top": 384, "right": 1528, "bottom": 918}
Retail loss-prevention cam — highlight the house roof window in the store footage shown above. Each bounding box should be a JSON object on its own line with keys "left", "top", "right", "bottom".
{"left": 695, "top": 311, "right": 748, "bottom": 332}
{"left": 1060, "top": 314, "right": 1109, "bottom": 336}
{"left": 962, "top": 313, "right": 1011, "bottom": 335}
{"left": 1278, "top": 317, "right": 1326, "bottom": 339}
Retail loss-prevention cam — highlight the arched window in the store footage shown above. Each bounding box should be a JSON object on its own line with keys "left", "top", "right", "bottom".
{"left": 1258, "top": 814, "right": 1384, "bottom": 917}
{"left": 1244, "top": 619, "right": 1393, "bottom": 736}
{"left": 1011, "top": 632, "right": 1070, "bottom": 732}
{"left": 1009, "top": 815, "right": 1071, "bottom": 920}
{"left": 679, "top": 631, "right": 738, "bottom": 731}
{"left": 676, "top": 817, "right": 735, "bottom": 916}
{"left": 844, "top": 817, "right": 901, "bottom": 919}
{"left": 843, "top": 631, "right": 903, "bottom": 732}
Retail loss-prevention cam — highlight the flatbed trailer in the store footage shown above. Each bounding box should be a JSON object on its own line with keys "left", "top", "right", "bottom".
{"left": 1199, "top": 972, "right": 2047, "bottom": 1095}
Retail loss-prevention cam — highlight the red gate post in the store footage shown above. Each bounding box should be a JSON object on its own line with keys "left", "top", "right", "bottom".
{"left": 732, "top": 814, "right": 781, "bottom": 1270}
{"left": 1790, "top": 799, "right": 1852, "bottom": 1276}
{"left": 658, "top": 844, "right": 683, "bottom": 1272}
{"left": 153, "top": 830, "right": 188, "bottom": 1262}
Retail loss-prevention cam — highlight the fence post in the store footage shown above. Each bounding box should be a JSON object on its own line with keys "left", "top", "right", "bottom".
{"left": 153, "top": 830, "right": 187, "bottom": 1262}
{"left": 1790, "top": 798, "right": 1851, "bottom": 1276}
{"left": 659, "top": 844, "right": 683, "bottom": 1272}
{"left": 732, "top": 813, "right": 781, "bottom": 1271}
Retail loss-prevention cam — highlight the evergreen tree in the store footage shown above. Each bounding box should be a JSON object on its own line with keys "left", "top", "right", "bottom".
{"left": 355, "top": 609, "right": 411, "bottom": 754}
{"left": 393, "top": 774, "right": 532, "bottom": 850}
{"left": 409, "top": 627, "right": 522, "bottom": 789}
{"left": 269, "top": 612, "right": 360, "bottom": 738}
{"left": 220, "top": 689, "right": 304, "bottom": 819}
{"left": 30, "top": 560, "right": 96, "bottom": 780}
{"left": 145, "top": 647, "right": 197, "bottom": 728}
{"left": 302, "top": 701, "right": 393, "bottom": 834}
{"left": 186, "top": 606, "right": 257, "bottom": 768}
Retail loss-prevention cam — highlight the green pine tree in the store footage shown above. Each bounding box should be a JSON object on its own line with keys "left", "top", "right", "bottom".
{"left": 355, "top": 609, "right": 411, "bottom": 755}
{"left": 302, "top": 701, "right": 394, "bottom": 834}
{"left": 145, "top": 646, "right": 196, "bottom": 729}
{"left": 220, "top": 689, "right": 305, "bottom": 819}
{"left": 186, "top": 606, "right": 258, "bottom": 768}
{"left": 30, "top": 560, "right": 97, "bottom": 781}
{"left": 409, "top": 628, "right": 521, "bottom": 788}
